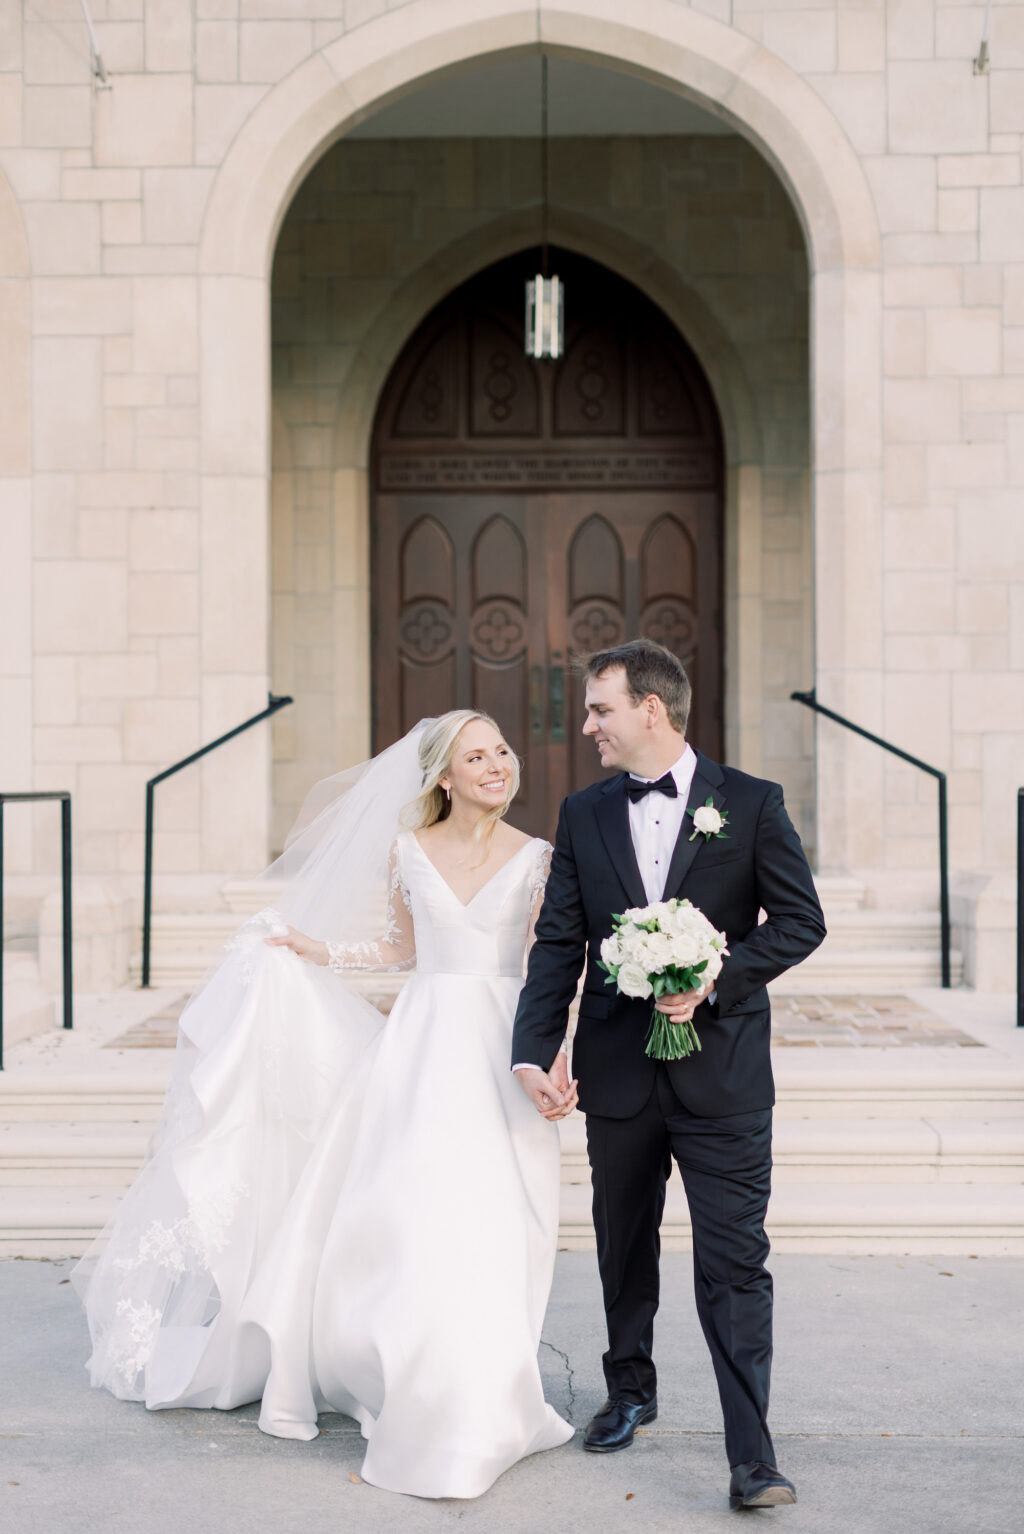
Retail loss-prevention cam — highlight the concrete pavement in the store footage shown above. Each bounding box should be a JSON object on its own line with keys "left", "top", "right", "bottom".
{"left": 1, "top": 1250, "right": 1020, "bottom": 1534}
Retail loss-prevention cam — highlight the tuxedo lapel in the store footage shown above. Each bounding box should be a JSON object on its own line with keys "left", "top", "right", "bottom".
{"left": 661, "top": 752, "right": 727, "bottom": 899}
{"left": 594, "top": 776, "right": 648, "bottom": 911}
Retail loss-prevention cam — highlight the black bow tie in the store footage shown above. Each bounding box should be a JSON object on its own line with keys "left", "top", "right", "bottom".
{"left": 625, "top": 773, "right": 678, "bottom": 803}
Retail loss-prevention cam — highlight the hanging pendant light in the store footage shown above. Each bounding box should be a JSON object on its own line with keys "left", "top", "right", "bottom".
{"left": 525, "top": 56, "right": 564, "bottom": 361}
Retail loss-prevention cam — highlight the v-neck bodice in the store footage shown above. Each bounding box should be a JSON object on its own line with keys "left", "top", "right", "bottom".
{"left": 397, "top": 831, "right": 549, "bottom": 978}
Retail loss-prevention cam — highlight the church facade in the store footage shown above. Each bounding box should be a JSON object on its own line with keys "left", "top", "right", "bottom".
{"left": 0, "top": 1, "right": 1021, "bottom": 993}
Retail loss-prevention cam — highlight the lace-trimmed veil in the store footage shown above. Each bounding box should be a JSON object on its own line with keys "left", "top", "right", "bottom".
{"left": 72, "top": 723, "right": 432, "bottom": 1398}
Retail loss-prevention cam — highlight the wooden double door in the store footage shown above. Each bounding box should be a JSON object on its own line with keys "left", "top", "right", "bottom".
{"left": 371, "top": 251, "right": 724, "bottom": 837}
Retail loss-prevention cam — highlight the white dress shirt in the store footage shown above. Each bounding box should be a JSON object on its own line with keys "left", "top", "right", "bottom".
{"left": 628, "top": 745, "right": 697, "bottom": 904}
{"left": 513, "top": 745, "right": 699, "bottom": 1074}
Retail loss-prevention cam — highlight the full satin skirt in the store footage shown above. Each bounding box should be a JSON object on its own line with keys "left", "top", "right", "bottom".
{"left": 75, "top": 928, "right": 573, "bottom": 1499}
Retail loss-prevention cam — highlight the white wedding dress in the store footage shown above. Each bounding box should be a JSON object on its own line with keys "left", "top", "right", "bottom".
{"left": 75, "top": 828, "right": 573, "bottom": 1499}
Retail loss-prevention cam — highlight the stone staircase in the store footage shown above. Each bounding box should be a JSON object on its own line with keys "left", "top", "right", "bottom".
{"left": 2, "top": 1048, "right": 1021, "bottom": 1258}
{"left": 127, "top": 876, "right": 961, "bottom": 993}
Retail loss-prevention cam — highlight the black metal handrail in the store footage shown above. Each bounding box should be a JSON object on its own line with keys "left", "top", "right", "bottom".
{"left": 0, "top": 792, "right": 73, "bottom": 1070}
{"left": 1011, "top": 791, "right": 1017, "bottom": 1030}
{"left": 141, "top": 693, "right": 293, "bottom": 988}
{"left": 791, "top": 688, "right": 951, "bottom": 988}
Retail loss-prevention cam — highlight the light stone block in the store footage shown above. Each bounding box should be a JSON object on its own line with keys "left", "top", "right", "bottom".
{"left": 32, "top": 337, "right": 103, "bottom": 472}
{"left": 885, "top": 634, "right": 973, "bottom": 672}
{"left": 937, "top": 189, "right": 977, "bottom": 234}
{"left": 963, "top": 378, "right": 1024, "bottom": 413}
{"left": 77, "top": 472, "right": 164, "bottom": 508}
{"left": 61, "top": 168, "right": 142, "bottom": 203}
{"left": 239, "top": 21, "right": 313, "bottom": 83}
{"left": 0, "top": 4, "right": 22, "bottom": 72}
{"left": 23, "top": 86, "right": 91, "bottom": 148}
{"left": 0, "top": 283, "right": 30, "bottom": 475}
{"left": 132, "top": 276, "right": 198, "bottom": 373}
{"left": 980, "top": 188, "right": 1024, "bottom": 263}
{"left": 953, "top": 676, "right": 1024, "bottom": 735}
{"left": 95, "top": 73, "right": 193, "bottom": 167}
{"left": 882, "top": 310, "right": 923, "bottom": 376}
{"left": 200, "top": 477, "right": 268, "bottom": 672}
{"left": 955, "top": 493, "right": 1024, "bottom": 581}
{"left": 928, "top": 444, "right": 1006, "bottom": 487}
{"left": 143, "top": 168, "right": 217, "bottom": 246}
{"left": 837, "top": 10, "right": 885, "bottom": 73}
{"left": 123, "top": 697, "right": 200, "bottom": 764}
{"left": 0, "top": 478, "right": 32, "bottom": 676}
{"left": 884, "top": 674, "right": 950, "bottom": 773}
{"left": 864, "top": 156, "right": 936, "bottom": 235}
{"left": 33, "top": 657, "right": 79, "bottom": 725}
{"left": 888, "top": 63, "right": 988, "bottom": 155}
{"left": 93, "top": 21, "right": 145, "bottom": 73}
{"left": 884, "top": 572, "right": 954, "bottom": 635}
{"left": 0, "top": 75, "right": 21, "bottom": 148}
{"left": 23, "top": 21, "right": 87, "bottom": 85}
{"left": 31, "top": 277, "right": 132, "bottom": 336}
{"left": 32, "top": 474, "right": 76, "bottom": 558}
{"left": 990, "top": 72, "right": 1024, "bottom": 136}
{"left": 762, "top": 11, "right": 836, "bottom": 74}
{"left": 925, "top": 308, "right": 1002, "bottom": 377}
{"left": 883, "top": 379, "right": 960, "bottom": 443}
{"left": 34, "top": 726, "right": 122, "bottom": 765}
{"left": 194, "top": 84, "right": 267, "bottom": 166}
{"left": 802, "top": 72, "right": 886, "bottom": 156}
{"left": 884, "top": 508, "right": 954, "bottom": 571}
{"left": 33, "top": 561, "right": 127, "bottom": 655}
{"left": 197, "top": 21, "right": 239, "bottom": 82}
{"left": 158, "top": 636, "right": 200, "bottom": 697}
{"left": 102, "top": 201, "right": 143, "bottom": 245}
{"left": 883, "top": 265, "right": 961, "bottom": 308}
{"left": 963, "top": 265, "right": 1003, "bottom": 307}
{"left": 956, "top": 584, "right": 1009, "bottom": 635}
{"left": 78, "top": 507, "right": 128, "bottom": 559}
{"left": 146, "top": 0, "right": 194, "bottom": 72}
{"left": 882, "top": 232, "right": 978, "bottom": 266}
{"left": 886, "top": 0, "right": 935, "bottom": 61}
{"left": 937, "top": 154, "right": 1021, "bottom": 189}
{"left": 128, "top": 571, "right": 200, "bottom": 636}
{"left": 1, "top": 149, "right": 61, "bottom": 202}
{"left": 79, "top": 653, "right": 158, "bottom": 699}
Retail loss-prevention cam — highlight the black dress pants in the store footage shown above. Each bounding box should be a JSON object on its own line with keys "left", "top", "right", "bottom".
{"left": 584, "top": 1066, "right": 775, "bottom": 1468}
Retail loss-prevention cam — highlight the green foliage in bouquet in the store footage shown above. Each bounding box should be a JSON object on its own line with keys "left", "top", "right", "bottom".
{"left": 596, "top": 898, "right": 729, "bottom": 1062}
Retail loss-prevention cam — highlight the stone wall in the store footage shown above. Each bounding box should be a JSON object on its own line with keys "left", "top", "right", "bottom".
{"left": 0, "top": 0, "right": 1020, "bottom": 989}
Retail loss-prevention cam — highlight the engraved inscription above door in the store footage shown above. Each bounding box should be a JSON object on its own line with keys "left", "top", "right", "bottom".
{"left": 372, "top": 250, "right": 724, "bottom": 837}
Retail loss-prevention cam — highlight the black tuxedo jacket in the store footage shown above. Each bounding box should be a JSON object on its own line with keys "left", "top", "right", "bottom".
{"left": 512, "top": 752, "right": 827, "bottom": 1119}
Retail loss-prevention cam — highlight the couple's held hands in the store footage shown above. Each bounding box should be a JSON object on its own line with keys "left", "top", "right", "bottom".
{"left": 265, "top": 926, "right": 328, "bottom": 966}
{"left": 516, "top": 1055, "right": 579, "bottom": 1122}
{"left": 654, "top": 976, "right": 715, "bottom": 1025}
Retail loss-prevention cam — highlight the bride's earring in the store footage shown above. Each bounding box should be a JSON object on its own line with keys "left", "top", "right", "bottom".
{"left": 443, "top": 784, "right": 451, "bottom": 802}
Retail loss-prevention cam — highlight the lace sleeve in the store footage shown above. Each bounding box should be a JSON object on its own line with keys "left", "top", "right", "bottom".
{"left": 325, "top": 840, "right": 416, "bottom": 974}
{"left": 526, "top": 842, "right": 552, "bottom": 956}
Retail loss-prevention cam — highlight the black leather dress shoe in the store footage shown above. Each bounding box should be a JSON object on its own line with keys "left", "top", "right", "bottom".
{"left": 729, "top": 1462, "right": 797, "bottom": 1509}
{"left": 583, "top": 1396, "right": 658, "bottom": 1452}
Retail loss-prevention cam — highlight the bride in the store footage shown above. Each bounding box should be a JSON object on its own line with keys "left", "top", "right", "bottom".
{"left": 74, "top": 711, "right": 578, "bottom": 1498}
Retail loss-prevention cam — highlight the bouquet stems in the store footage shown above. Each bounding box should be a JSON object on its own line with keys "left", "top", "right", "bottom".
{"left": 645, "top": 999, "right": 702, "bottom": 1061}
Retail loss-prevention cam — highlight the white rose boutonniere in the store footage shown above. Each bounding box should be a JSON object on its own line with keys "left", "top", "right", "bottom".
{"left": 688, "top": 795, "right": 730, "bottom": 843}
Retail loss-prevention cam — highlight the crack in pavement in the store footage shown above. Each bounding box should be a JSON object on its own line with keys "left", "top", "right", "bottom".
{"left": 540, "top": 1338, "right": 578, "bottom": 1423}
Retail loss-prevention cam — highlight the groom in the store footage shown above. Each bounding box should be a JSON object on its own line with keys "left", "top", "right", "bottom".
{"left": 512, "top": 639, "right": 826, "bottom": 1510}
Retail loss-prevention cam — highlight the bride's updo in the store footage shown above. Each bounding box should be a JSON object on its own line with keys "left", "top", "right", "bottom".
{"left": 403, "top": 710, "right": 521, "bottom": 833}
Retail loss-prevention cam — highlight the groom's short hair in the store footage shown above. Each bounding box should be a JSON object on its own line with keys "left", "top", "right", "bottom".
{"left": 578, "top": 638, "right": 692, "bottom": 735}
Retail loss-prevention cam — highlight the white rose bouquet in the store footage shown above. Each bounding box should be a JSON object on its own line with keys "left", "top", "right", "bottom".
{"left": 597, "top": 898, "right": 730, "bottom": 1060}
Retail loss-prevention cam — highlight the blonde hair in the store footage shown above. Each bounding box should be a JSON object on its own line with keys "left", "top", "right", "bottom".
{"left": 402, "top": 710, "right": 521, "bottom": 844}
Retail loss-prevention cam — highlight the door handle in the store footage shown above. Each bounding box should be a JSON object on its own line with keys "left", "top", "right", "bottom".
{"left": 549, "top": 653, "right": 566, "bottom": 744}
{"left": 529, "top": 665, "right": 546, "bottom": 745}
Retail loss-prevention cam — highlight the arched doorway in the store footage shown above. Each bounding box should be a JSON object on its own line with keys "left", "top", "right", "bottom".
{"left": 370, "top": 250, "right": 724, "bottom": 836}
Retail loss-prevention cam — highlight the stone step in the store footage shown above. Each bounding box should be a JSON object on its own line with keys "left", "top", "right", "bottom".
{"left": 3, "top": 1114, "right": 1021, "bottom": 1188}
{"left": 5, "top": 1177, "right": 1022, "bottom": 1259}
{"left": 774, "top": 945, "right": 963, "bottom": 992}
